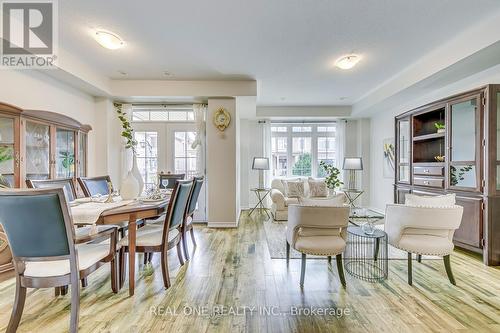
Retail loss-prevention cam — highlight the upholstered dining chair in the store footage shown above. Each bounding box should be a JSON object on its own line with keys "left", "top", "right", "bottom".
{"left": 181, "top": 176, "right": 204, "bottom": 260}
{"left": 77, "top": 175, "right": 113, "bottom": 197}
{"left": 158, "top": 172, "right": 185, "bottom": 189}
{"left": 0, "top": 188, "right": 119, "bottom": 333}
{"left": 286, "top": 205, "right": 350, "bottom": 287}
{"left": 26, "top": 178, "right": 77, "bottom": 202}
{"left": 385, "top": 204, "right": 464, "bottom": 285}
{"left": 118, "top": 180, "right": 193, "bottom": 289}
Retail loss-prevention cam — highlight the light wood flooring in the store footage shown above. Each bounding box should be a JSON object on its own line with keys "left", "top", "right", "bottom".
{"left": 1, "top": 212, "right": 500, "bottom": 332}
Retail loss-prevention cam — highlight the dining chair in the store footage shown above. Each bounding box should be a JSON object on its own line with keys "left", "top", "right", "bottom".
{"left": 0, "top": 188, "right": 119, "bottom": 333}
{"left": 286, "top": 205, "right": 350, "bottom": 287}
{"left": 158, "top": 172, "right": 185, "bottom": 189}
{"left": 26, "top": 178, "right": 77, "bottom": 202}
{"left": 77, "top": 175, "right": 113, "bottom": 197}
{"left": 181, "top": 176, "right": 204, "bottom": 260}
{"left": 118, "top": 180, "right": 193, "bottom": 289}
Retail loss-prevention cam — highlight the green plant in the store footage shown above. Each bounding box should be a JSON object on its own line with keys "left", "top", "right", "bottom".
{"left": 59, "top": 151, "right": 74, "bottom": 169}
{"left": 450, "top": 165, "right": 473, "bottom": 186}
{"left": 115, "top": 103, "right": 137, "bottom": 154}
{"left": 0, "top": 146, "right": 13, "bottom": 163}
{"left": 320, "top": 160, "right": 343, "bottom": 190}
{"left": 434, "top": 122, "right": 445, "bottom": 130}
{"left": 292, "top": 153, "right": 312, "bottom": 176}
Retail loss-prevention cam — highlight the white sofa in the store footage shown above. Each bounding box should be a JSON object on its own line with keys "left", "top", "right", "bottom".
{"left": 270, "top": 177, "right": 346, "bottom": 221}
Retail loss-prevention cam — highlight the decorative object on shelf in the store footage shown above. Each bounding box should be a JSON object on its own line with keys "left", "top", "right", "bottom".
{"left": 252, "top": 157, "right": 269, "bottom": 189}
{"left": 319, "top": 160, "right": 343, "bottom": 191}
{"left": 120, "top": 170, "right": 139, "bottom": 200}
{"left": 383, "top": 138, "right": 395, "bottom": 178}
{"left": 434, "top": 155, "right": 445, "bottom": 162}
{"left": 434, "top": 122, "right": 445, "bottom": 134}
{"left": 59, "top": 151, "right": 75, "bottom": 172}
{"left": 343, "top": 157, "right": 363, "bottom": 190}
{"left": 450, "top": 165, "right": 473, "bottom": 186}
{"left": 213, "top": 107, "right": 231, "bottom": 131}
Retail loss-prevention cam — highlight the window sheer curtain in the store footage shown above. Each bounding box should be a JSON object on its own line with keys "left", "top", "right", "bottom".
{"left": 191, "top": 104, "right": 207, "bottom": 176}
{"left": 335, "top": 120, "right": 346, "bottom": 183}
{"left": 262, "top": 120, "right": 272, "bottom": 187}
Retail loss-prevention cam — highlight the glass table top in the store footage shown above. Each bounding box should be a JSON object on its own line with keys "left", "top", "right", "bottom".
{"left": 349, "top": 207, "right": 385, "bottom": 225}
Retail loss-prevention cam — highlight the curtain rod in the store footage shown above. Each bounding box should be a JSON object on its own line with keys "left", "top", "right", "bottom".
{"left": 268, "top": 120, "right": 338, "bottom": 124}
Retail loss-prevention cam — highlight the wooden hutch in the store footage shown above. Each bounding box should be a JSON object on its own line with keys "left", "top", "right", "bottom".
{"left": 395, "top": 85, "right": 500, "bottom": 266}
{"left": 0, "top": 102, "right": 91, "bottom": 276}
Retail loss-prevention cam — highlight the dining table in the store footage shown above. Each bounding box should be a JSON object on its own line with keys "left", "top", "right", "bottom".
{"left": 71, "top": 198, "right": 170, "bottom": 296}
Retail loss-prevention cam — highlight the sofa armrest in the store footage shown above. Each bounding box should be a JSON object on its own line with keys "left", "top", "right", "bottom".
{"left": 270, "top": 189, "right": 286, "bottom": 210}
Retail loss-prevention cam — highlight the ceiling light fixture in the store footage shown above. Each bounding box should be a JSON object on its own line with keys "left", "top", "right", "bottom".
{"left": 94, "top": 30, "right": 125, "bottom": 50}
{"left": 335, "top": 54, "right": 361, "bottom": 70}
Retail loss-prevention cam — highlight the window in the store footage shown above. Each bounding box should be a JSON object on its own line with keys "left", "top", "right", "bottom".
{"left": 174, "top": 131, "right": 197, "bottom": 178}
{"left": 134, "top": 131, "right": 158, "bottom": 192}
{"left": 132, "top": 106, "right": 194, "bottom": 122}
{"left": 271, "top": 123, "right": 336, "bottom": 178}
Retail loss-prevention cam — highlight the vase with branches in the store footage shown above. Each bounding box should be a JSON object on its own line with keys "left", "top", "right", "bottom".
{"left": 319, "top": 160, "right": 343, "bottom": 191}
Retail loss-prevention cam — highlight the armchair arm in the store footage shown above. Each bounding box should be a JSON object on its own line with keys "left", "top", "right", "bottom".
{"left": 385, "top": 204, "right": 464, "bottom": 244}
{"left": 270, "top": 189, "right": 286, "bottom": 210}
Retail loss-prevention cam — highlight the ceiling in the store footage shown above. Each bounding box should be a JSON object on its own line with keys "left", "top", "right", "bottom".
{"left": 59, "top": 0, "right": 500, "bottom": 106}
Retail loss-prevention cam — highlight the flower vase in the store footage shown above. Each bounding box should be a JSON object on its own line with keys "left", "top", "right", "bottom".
{"left": 121, "top": 171, "right": 140, "bottom": 200}
{"left": 131, "top": 154, "right": 144, "bottom": 195}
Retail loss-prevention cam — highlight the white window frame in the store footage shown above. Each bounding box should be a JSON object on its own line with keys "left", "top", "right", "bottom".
{"left": 271, "top": 123, "right": 336, "bottom": 178}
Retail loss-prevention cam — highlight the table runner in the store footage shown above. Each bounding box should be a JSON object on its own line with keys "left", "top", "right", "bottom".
{"left": 70, "top": 199, "right": 133, "bottom": 225}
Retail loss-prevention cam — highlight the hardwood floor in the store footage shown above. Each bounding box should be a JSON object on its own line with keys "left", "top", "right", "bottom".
{"left": 1, "top": 212, "right": 500, "bottom": 332}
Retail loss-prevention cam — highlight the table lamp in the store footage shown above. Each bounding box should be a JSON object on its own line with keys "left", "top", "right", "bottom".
{"left": 343, "top": 157, "right": 363, "bottom": 190}
{"left": 252, "top": 157, "right": 269, "bottom": 189}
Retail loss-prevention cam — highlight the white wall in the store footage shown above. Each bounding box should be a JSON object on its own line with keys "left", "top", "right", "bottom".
{"left": 369, "top": 64, "right": 500, "bottom": 211}
{"left": 0, "top": 70, "right": 102, "bottom": 176}
{"left": 239, "top": 119, "right": 264, "bottom": 209}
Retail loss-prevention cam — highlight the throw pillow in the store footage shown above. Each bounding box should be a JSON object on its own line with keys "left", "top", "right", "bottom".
{"left": 300, "top": 193, "right": 347, "bottom": 207}
{"left": 285, "top": 180, "right": 305, "bottom": 198}
{"left": 405, "top": 193, "right": 456, "bottom": 207}
{"left": 308, "top": 177, "right": 329, "bottom": 197}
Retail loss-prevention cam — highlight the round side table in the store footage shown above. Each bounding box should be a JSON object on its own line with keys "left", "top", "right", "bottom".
{"left": 344, "top": 226, "right": 388, "bottom": 282}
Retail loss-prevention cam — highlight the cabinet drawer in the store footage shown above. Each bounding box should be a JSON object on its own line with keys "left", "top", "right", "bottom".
{"left": 413, "top": 166, "right": 444, "bottom": 176}
{"left": 414, "top": 177, "right": 444, "bottom": 188}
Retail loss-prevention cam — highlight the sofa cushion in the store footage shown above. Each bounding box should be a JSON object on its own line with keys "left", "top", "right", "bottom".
{"left": 405, "top": 193, "right": 456, "bottom": 207}
{"left": 285, "top": 180, "right": 305, "bottom": 198}
{"left": 285, "top": 197, "right": 300, "bottom": 206}
{"left": 308, "top": 177, "right": 329, "bottom": 197}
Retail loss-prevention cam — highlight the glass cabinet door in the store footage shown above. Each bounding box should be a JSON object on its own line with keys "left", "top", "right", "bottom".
{"left": 78, "top": 132, "right": 87, "bottom": 177}
{"left": 25, "top": 121, "right": 50, "bottom": 180}
{"left": 55, "top": 128, "right": 75, "bottom": 179}
{"left": 449, "top": 96, "right": 480, "bottom": 190}
{"left": 397, "top": 118, "right": 411, "bottom": 183}
{"left": 0, "top": 116, "right": 16, "bottom": 187}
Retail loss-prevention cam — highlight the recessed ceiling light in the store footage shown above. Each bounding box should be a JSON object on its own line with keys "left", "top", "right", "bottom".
{"left": 94, "top": 30, "right": 125, "bottom": 50}
{"left": 335, "top": 54, "right": 361, "bottom": 70}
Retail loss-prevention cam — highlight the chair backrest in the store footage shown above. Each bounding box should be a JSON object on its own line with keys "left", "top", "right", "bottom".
{"left": 162, "top": 180, "right": 193, "bottom": 242}
{"left": 78, "top": 176, "right": 112, "bottom": 197}
{"left": 0, "top": 188, "right": 75, "bottom": 260}
{"left": 26, "top": 178, "right": 77, "bottom": 202}
{"left": 187, "top": 176, "right": 204, "bottom": 216}
{"left": 158, "top": 173, "right": 185, "bottom": 189}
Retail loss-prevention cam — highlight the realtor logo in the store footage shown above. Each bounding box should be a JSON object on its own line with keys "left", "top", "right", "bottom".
{"left": 1, "top": 0, "right": 58, "bottom": 68}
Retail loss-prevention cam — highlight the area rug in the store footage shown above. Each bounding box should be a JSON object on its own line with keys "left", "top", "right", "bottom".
{"left": 263, "top": 219, "right": 440, "bottom": 260}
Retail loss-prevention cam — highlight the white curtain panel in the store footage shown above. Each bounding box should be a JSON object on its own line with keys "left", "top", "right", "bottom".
{"left": 335, "top": 120, "right": 346, "bottom": 183}
{"left": 121, "top": 103, "right": 134, "bottom": 179}
{"left": 191, "top": 104, "right": 207, "bottom": 176}
{"left": 262, "top": 120, "right": 272, "bottom": 187}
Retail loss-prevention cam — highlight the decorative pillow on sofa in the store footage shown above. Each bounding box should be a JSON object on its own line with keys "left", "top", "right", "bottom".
{"left": 285, "top": 180, "right": 305, "bottom": 198}
{"left": 300, "top": 193, "right": 346, "bottom": 207}
{"left": 308, "top": 177, "right": 329, "bottom": 197}
{"left": 405, "top": 193, "right": 456, "bottom": 207}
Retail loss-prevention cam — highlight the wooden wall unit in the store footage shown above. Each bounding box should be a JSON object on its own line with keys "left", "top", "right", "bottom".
{"left": 0, "top": 102, "right": 91, "bottom": 276}
{"left": 394, "top": 85, "right": 500, "bottom": 266}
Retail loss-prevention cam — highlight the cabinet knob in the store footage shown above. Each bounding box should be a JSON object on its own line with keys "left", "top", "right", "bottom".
{"left": 424, "top": 169, "right": 430, "bottom": 173}
{"left": 423, "top": 181, "right": 430, "bottom": 185}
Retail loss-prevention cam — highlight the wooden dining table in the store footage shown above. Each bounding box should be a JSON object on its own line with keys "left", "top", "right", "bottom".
{"left": 91, "top": 199, "right": 169, "bottom": 296}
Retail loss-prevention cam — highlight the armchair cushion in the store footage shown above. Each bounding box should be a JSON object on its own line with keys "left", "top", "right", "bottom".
{"left": 405, "top": 193, "right": 456, "bottom": 207}
{"left": 295, "top": 235, "right": 346, "bottom": 256}
{"left": 398, "top": 234, "right": 454, "bottom": 256}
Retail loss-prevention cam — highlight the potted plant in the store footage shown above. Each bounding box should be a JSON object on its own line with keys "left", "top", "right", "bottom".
{"left": 435, "top": 122, "right": 445, "bottom": 134}
{"left": 319, "top": 161, "right": 343, "bottom": 192}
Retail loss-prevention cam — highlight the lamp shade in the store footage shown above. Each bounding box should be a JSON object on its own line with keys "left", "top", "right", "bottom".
{"left": 343, "top": 157, "right": 363, "bottom": 170}
{"left": 252, "top": 157, "right": 269, "bottom": 170}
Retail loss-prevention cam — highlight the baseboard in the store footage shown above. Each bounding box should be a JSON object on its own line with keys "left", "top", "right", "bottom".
{"left": 207, "top": 221, "right": 239, "bottom": 228}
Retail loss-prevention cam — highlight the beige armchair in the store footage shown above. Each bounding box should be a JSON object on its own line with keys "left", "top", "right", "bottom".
{"left": 286, "top": 205, "right": 350, "bottom": 287}
{"left": 385, "top": 204, "right": 463, "bottom": 285}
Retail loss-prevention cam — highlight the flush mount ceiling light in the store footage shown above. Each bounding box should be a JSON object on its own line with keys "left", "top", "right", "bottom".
{"left": 335, "top": 54, "right": 361, "bottom": 70}
{"left": 94, "top": 30, "right": 125, "bottom": 50}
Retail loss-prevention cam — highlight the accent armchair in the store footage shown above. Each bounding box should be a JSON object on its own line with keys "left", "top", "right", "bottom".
{"left": 385, "top": 204, "right": 463, "bottom": 285}
{"left": 286, "top": 205, "right": 350, "bottom": 287}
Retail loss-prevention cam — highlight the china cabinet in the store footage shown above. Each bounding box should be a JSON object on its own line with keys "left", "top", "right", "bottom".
{"left": 0, "top": 102, "right": 91, "bottom": 276}
{"left": 394, "top": 85, "right": 500, "bottom": 265}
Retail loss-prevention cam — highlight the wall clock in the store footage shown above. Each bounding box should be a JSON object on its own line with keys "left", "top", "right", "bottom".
{"left": 213, "top": 107, "right": 231, "bottom": 131}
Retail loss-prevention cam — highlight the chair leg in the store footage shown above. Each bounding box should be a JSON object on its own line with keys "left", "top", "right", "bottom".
{"left": 70, "top": 274, "right": 80, "bottom": 333}
{"left": 408, "top": 252, "right": 413, "bottom": 286}
{"left": 160, "top": 250, "right": 171, "bottom": 289}
{"left": 54, "top": 287, "right": 60, "bottom": 297}
{"left": 119, "top": 248, "right": 126, "bottom": 289}
{"left": 81, "top": 278, "right": 88, "bottom": 288}
{"left": 182, "top": 230, "right": 190, "bottom": 261}
{"left": 111, "top": 256, "right": 118, "bottom": 293}
{"left": 7, "top": 276, "right": 27, "bottom": 333}
{"left": 443, "top": 255, "right": 456, "bottom": 285}
{"left": 286, "top": 241, "right": 290, "bottom": 265}
{"left": 300, "top": 253, "right": 306, "bottom": 287}
{"left": 176, "top": 242, "right": 185, "bottom": 266}
{"left": 61, "top": 285, "right": 68, "bottom": 295}
{"left": 336, "top": 254, "right": 346, "bottom": 288}
{"left": 417, "top": 254, "right": 422, "bottom": 263}
{"left": 328, "top": 256, "right": 332, "bottom": 264}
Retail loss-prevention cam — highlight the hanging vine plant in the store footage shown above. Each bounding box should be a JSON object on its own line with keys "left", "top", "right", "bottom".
{"left": 115, "top": 103, "right": 137, "bottom": 155}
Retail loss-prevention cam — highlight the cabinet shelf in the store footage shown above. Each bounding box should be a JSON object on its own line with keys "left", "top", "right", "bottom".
{"left": 413, "top": 132, "right": 445, "bottom": 142}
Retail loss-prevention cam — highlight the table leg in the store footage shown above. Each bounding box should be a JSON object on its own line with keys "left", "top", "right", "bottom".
{"left": 374, "top": 238, "right": 380, "bottom": 262}
{"left": 128, "top": 214, "right": 137, "bottom": 296}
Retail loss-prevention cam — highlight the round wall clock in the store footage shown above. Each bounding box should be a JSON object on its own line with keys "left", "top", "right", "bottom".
{"left": 213, "top": 107, "right": 231, "bottom": 131}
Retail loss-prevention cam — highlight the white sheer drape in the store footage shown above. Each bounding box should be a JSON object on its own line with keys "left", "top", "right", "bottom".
{"left": 335, "top": 120, "right": 346, "bottom": 183}
{"left": 191, "top": 104, "right": 206, "bottom": 176}
{"left": 262, "top": 121, "right": 272, "bottom": 187}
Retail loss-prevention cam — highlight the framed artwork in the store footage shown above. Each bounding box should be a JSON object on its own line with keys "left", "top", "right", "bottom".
{"left": 383, "top": 138, "right": 395, "bottom": 178}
